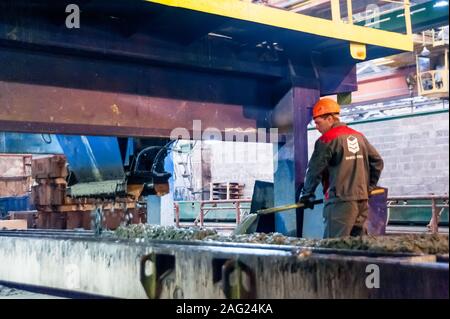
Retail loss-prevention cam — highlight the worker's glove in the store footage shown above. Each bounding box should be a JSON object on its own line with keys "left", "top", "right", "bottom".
{"left": 299, "top": 193, "right": 316, "bottom": 209}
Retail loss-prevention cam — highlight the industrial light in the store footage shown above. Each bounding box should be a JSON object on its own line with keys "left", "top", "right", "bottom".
{"left": 420, "top": 46, "right": 430, "bottom": 57}
{"left": 433, "top": 0, "right": 449, "bottom": 8}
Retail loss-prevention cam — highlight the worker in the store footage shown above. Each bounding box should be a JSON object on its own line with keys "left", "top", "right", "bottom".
{"left": 299, "top": 98, "right": 384, "bottom": 238}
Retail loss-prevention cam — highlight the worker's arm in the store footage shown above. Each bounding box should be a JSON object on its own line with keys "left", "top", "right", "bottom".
{"left": 365, "top": 137, "right": 384, "bottom": 191}
{"left": 302, "top": 139, "right": 332, "bottom": 197}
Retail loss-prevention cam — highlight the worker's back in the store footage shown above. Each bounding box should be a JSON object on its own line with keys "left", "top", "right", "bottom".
{"left": 317, "top": 122, "right": 383, "bottom": 202}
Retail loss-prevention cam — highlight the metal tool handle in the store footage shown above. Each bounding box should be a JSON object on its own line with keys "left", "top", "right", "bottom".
{"left": 370, "top": 188, "right": 385, "bottom": 196}
{"left": 255, "top": 189, "right": 384, "bottom": 215}
{"left": 256, "top": 199, "right": 324, "bottom": 215}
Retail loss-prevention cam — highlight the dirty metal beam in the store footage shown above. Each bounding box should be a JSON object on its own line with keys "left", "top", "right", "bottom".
{"left": 0, "top": 2, "right": 287, "bottom": 79}
{"left": 0, "top": 48, "right": 272, "bottom": 138}
{"left": 0, "top": 235, "right": 447, "bottom": 298}
{"left": 0, "top": 0, "right": 368, "bottom": 98}
{"left": 0, "top": 80, "right": 267, "bottom": 138}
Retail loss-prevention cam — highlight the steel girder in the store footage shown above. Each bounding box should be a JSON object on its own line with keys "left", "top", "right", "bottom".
{"left": 0, "top": 233, "right": 448, "bottom": 299}
{"left": 0, "top": 0, "right": 365, "bottom": 138}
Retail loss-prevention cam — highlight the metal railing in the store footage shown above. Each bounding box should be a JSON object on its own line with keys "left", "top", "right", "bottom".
{"left": 418, "top": 69, "right": 449, "bottom": 97}
{"left": 416, "top": 26, "right": 449, "bottom": 48}
{"left": 261, "top": 0, "right": 412, "bottom": 35}
{"left": 387, "top": 195, "right": 449, "bottom": 233}
{"left": 174, "top": 199, "right": 252, "bottom": 228}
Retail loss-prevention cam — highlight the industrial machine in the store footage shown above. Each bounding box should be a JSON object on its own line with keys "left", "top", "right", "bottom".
{"left": 58, "top": 136, "right": 173, "bottom": 199}
{"left": 0, "top": 134, "right": 174, "bottom": 230}
{"left": 44, "top": 136, "right": 173, "bottom": 230}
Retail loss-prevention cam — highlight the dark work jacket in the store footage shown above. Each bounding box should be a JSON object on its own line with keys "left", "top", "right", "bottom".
{"left": 303, "top": 122, "right": 384, "bottom": 202}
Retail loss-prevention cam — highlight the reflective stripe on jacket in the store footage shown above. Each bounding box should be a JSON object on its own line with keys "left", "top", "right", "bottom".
{"left": 303, "top": 122, "right": 384, "bottom": 202}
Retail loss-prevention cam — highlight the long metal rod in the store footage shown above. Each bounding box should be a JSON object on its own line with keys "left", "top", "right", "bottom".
{"left": 388, "top": 195, "right": 449, "bottom": 200}
{"left": 431, "top": 198, "right": 439, "bottom": 233}
{"left": 388, "top": 205, "right": 449, "bottom": 208}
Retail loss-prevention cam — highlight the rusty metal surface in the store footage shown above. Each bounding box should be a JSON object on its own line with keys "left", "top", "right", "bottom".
{"left": 0, "top": 46, "right": 272, "bottom": 138}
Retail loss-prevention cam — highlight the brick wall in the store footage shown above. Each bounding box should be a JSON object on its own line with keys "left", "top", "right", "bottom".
{"left": 209, "top": 141, "right": 274, "bottom": 199}
{"left": 308, "top": 111, "right": 449, "bottom": 196}
{"left": 173, "top": 141, "right": 274, "bottom": 200}
{"left": 173, "top": 111, "right": 448, "bottom": 200}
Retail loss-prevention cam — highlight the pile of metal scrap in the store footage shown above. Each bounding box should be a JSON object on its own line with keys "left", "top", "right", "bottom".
{"left": 114, "top": 224, "right": 217, "bottom": 241}
{"left": 205, "top": 233, "right": 449, "bottom": 255}
{"left": 309, "top": 233, "right": 449, "bottom": 255}
{"left": 113, "top": 224, "right": 449, "bottom": 255}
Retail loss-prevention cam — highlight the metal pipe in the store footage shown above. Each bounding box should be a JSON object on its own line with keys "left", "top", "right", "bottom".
{"left": 346, "top": 0, "right": 353, "bottom": 24}
{"left": 200, "top": 203, "right": 204, "bottom": 227}
{"left": 387, "top": 205, "right": 449, "bottom": 208}
{"left": 198, "top": 199, "right": 252, "bottom": 204}
{"left": 174, "top": 203, "right": 180, "bottom": 228}
{"left": 331, "top": 0, "right": 341, "bottom": 22}
{"left": 388, "top": 195, "right": 449, "bottom": 200}
{"left": 431, "top": 198, "right": 439, "bottom": 234}
{"left": 404, "top": 0, "right": 412, "bottom": 36}
{"left": 203, "top": 206, "right": 250, "bottom": 210}
{"left": 236, "top": 202, "right": 241, "bottom": 224}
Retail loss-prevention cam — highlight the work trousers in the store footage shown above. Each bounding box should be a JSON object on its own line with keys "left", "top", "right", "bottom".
{"left": 323, "top": 199, "right": 369, "bottom": 238}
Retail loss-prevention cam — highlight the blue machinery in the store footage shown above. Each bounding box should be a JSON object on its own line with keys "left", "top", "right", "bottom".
{"left": 0, "top": 133, "right": 173, "bottom": 196}
{"left": 55, "top": 135, "right": 173, "bottom": 198}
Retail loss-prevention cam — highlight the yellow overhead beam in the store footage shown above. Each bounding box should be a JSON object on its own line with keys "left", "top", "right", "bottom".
{"left": 146, "top": 0, "right": 413, "bottom": 52}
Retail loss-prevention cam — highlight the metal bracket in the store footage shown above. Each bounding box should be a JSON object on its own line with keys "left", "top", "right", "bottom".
{"left": 350, "top": 42, "right": 367, "bottom": 60}
{"left": 221, "top": 259, "right": 256, "bottom": 299}
{"left": 140, "top": 253, "right": 175, "bottom": 299}
{"left": 91, "top": 207, "right": 103, "bottom": 236}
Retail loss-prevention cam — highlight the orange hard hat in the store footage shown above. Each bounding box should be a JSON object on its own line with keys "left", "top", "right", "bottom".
{"left": 312, "top": 98, "right": 340, "bottom": 119}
